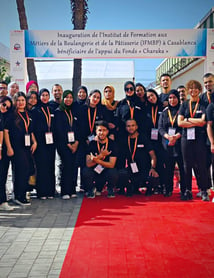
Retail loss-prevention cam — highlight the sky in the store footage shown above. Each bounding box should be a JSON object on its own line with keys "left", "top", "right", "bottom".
{"left": 0, "top": 0, "right": 214, "bottom": 86}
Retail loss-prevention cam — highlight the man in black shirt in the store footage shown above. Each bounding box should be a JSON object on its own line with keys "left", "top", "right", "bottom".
{"left": 82, "top": 120, "right": 118, "bottom": 198}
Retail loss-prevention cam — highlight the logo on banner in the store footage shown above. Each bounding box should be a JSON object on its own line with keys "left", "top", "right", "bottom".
{"left": 14, "top": 43, "right": 21, "bottom": 51}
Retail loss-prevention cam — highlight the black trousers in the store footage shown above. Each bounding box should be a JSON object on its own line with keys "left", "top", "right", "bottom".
{"left": 82, "top": 167, "right": 118, "bottom": 192}
{"left": 57, "top": 146, "right": 77, "bottom": 196}
{"left": 164, "top": 154, "right": 186, "bottom": 194}
{"left": 181, "top": 137, "right": 208, "bottom": 192}
{"left": 0, "top": 152, "right": 10, "bottom": 204}
{"left": 13, "top": 148, "right": 33, "bottom": 201}
{"left": 34, "top": 144, "right": 56, "bottom": 198}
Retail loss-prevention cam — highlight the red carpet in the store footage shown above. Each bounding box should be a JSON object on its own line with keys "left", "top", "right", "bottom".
{"left": 60, "top": 182, "right": 214, "bottom": 278}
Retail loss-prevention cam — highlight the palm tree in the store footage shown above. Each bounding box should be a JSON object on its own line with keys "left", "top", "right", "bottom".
{"left": 70, "top": 0, "right": 89, "bottom": 99}
{"left": 16, "top": 0, "right": 37, "bottom": 83}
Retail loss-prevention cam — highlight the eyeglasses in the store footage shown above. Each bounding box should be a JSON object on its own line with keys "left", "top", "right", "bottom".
{"left": 0, "top": 87, "right": 7, "bottom": 90}
{"left": 125, "top": 87, "right": 134, "bottom": 92}
{"left": 2, "top": 102, "right": 10, "bottom": 110}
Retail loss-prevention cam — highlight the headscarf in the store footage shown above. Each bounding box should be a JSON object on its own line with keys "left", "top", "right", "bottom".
{"left": 26, "top": 80, "right": 39, "bottom": 93}
{"left": 77, "top": 86, "right": 88, "bottom": 105}
{"left": 167, "top": 89, "right": 180, "bottom": 111}
{"left": 102, "top": 85, "right": 118, "bottom": 111}
{"left": 38, "top": 88, "right": 50, "bottom": 107}
{"left": 59, "top": 90, "right": 73, "bottom": 112}
{"left": 124, "top": 81, "right": 139, "bottom": 106}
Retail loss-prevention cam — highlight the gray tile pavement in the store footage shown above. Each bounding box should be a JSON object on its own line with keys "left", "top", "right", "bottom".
{"left": 0, "top": 194, "right": 83, "bottom": 278}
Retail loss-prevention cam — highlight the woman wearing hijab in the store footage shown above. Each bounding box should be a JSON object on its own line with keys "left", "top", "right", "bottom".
{"left": 54, "top": 90, "right": 80, "bottom": 199}
{"left": 8, "top": 82, "right": 19, "bottom": 99}
{"left": 145, "top": 88, "right": 165, "bottom": 194}
{"left": 26, "top": 80, "right": 39, "bottom": 94}
{"left": 178, "top": 80, "right": 209, "bottom": 201}
{"left": 0, "top": 97, "right": 14, "bottom": 210}
{"left": 102, "top": 85, "right": 119, "bottom": 140}
{"left": 158, "top": 89, "right": 186, "bottom": 199}
{"left": 33, "top": 88, "right": 56, "bottom": 199}
{"left": 72, "top": 86, "right": 88, "bottom": 191}
{"left": 4, "top": 92, "right": 37, "bottom": 206}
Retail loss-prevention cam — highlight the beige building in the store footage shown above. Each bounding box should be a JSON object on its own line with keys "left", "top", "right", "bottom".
{"left": 155, "top": 7, "right": 214, "bottom": 92}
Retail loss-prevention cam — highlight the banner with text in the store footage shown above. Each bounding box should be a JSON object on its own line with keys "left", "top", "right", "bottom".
{"left": 24, "top": 29, "right": 207, "bottom": 59}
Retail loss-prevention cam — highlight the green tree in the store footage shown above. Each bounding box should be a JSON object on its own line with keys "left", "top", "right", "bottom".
{"left": 0, "top": 59, "right": 11, "bottom": 83}
{"left": 70, "top": 0, "right": 89, "bottom": 99}
{"left": 16, "top": 0, "right": 37, "bottom": 83}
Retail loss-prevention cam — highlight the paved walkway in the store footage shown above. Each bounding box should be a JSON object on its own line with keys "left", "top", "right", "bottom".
{"left": 0, "top": 193, "right": 83, "bottom": 278}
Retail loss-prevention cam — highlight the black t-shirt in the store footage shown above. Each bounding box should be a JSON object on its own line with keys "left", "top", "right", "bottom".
{"left": 178, "top": 99, "right": 206, "bottom": 138}
{"left": 4, "top": 111, "right": 34, "bottom": 149}
{"left": 86, "top": 138, "right": 118, "bottom": 168}
{"left": 123, "top": 133, "right": 153, "bottom": 173}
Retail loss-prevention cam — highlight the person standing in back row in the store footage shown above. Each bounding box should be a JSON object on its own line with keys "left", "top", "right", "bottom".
{"left": 159, "top": 73, "right": 172, "bottom": 108}
{"left": 178, "top": 80, "right": 209, "bottom": 201}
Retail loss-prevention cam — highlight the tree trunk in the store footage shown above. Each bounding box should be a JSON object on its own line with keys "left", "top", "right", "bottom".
{"left": 70, "top": 0, "right": 88, "bottom": 99}
{"left": 72, "top": 59, "right": 82, "bottom": 100}
{"left": 16, "top": 0, "right": 37, "bottom": 83}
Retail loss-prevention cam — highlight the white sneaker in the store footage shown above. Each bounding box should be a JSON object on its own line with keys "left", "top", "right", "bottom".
{"left": 62, "top": 195, "right": 70, "bottom": 200}
{"left": 95, "top": 191, "right": 101, "bottom": 196}
{"left": 71, "top": 194, "right": 77, "bottom": 198}
{"left": 0, "top": 202, "right": 14, "bottom": 211}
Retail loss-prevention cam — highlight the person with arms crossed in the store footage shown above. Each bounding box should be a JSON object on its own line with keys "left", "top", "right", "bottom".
{"left": 83, "top": 120, "right": 118, "bottom": 198}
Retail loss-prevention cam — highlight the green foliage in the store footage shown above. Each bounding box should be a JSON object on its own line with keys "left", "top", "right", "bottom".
{"left": 0, "top": 59, "right": 11, "bottom": 84}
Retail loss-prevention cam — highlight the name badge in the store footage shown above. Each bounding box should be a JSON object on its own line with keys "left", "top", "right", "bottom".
{"left": 168, "top": 127, "right": 176, "bottom": 136}
{"left": 187, "top": 127, "right": 195, "bottom": 140}
{"left": 88, "top": 134, "right": 95, "bottom": 142}
{"left": 130, "top": 162, "right": 139, "bottom": 173}
{"left": 45, "top": 132, "right": 54, "bottom": 144}
{"left": 68, "top": 131, "right": 75, "bottom": 143}
{"left": 94, "top": 164, "right": 104, "bottom": 174}
{"left": 25, "top": 134, "right": 31, "bottom": 146}
{"left": 151, "top": 128, "right": 158, "bottom": 140}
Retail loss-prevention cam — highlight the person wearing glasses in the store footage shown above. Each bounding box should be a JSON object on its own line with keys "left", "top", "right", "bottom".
{"left": 0, "top": 97, "right": 14, "bottom": 210}
{"left": 178, "top": 80, "right": 209, "bottom": 201}
{"left": 4, "top": 92, "right": 37, "bottom": 206}
{"left": 0, "top": 81, "right": 8, "bottom": 97}
{"left": 115, "top": 81, "right": 147, "bottom": 171}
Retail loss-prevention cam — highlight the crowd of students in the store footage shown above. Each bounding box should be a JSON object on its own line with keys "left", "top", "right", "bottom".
{"left": 0, "top": 73, "right": 214, "bottom": 210}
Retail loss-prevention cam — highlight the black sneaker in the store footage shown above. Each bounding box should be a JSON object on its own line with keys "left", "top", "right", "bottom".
{"left": 164, "top": 191, "right": 172, "bottom": 197}
{"left": 201, "top": 191, "right": 209, "bottom": 201}
{"left": 185, "top": 190, "right": 193, "bottom": 200}
{"left": 107, "top": 189, "right": 115, "bottom": 198}
{"left": 180, "top": 193, "right": 188, "bottom": 201}
{"left": 87, "top": 190, "right": 95, "bottom": 199}
{"left": 145, "top": 188, "right": 153, "bottom": 196}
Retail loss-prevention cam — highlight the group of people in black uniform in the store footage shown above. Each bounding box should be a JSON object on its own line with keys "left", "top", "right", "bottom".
{"left": 0, "top": 72, "right": 214, "bottom": 210}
